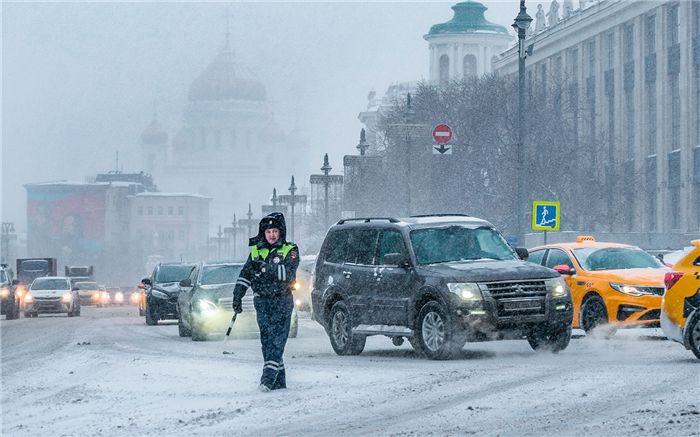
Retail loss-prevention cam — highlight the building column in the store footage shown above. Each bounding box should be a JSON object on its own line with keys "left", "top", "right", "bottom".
{"left": 478, "top": 45, "right": 485, "bottom": 76}
{"left": 456, "top": 44, "right": 463, "bottom": 78}
{"left": 485, "top": 44, "right": 493, "bottom": 74}
{"left": 449, "top": 44, "right": 455, "bottom": 78}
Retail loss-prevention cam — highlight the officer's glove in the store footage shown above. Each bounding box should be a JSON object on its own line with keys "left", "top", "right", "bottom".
{"left": 251, "top": 259, "right": 264, "bottom": 272}
{"left": 232, "top": 297, "right": 243, "bottom": 314}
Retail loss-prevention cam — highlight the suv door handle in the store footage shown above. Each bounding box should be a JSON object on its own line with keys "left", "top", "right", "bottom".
{"left": 342, "top": 271, "right": 352, "bottom": 278}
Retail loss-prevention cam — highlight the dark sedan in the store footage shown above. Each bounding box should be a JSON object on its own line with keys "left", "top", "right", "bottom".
{"left": 142, "top": 262, "right": 196, "bottom": 325}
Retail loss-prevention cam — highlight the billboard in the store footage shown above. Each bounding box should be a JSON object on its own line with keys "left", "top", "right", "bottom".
{"left": 26, "top": 184, "right": 106, "bottom": 266}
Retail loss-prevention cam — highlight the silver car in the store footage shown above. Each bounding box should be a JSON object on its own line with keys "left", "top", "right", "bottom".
{"left": 24, "top": 277, "right": 80, "bottom": 318}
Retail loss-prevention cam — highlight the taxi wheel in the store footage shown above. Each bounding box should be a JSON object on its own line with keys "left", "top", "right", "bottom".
{"left": 686, "top": 311, "right": 700, "bottom": 360}
{"left": 145, "top": 301, "right": 158, "bottom": 326}
{"left": 328, "top": 301, "right": 365, "bottom": 355}
{"left": 580, "top": 295, "right": 614, "bottom": 336}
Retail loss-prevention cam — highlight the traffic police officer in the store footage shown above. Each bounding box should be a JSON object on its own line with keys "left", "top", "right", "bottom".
{"left": 232, "top": 212, "right": 299, "bottom": 392}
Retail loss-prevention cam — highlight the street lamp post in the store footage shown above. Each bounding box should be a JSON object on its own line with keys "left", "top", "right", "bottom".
{"left": 512, "top": 0, "right": 532, "bottom": 247}
{"left": 231, "top": 214, "right": 239, "bottom": 258}
{"left": 217, "top": 225, "right": 223, "bottom": 259}
{"left": 238, "top": 204, "right": 258, "bottom": 247}
{"left": 279, "top": 176, "right": 308, "bottom": 243}
{"left": 1, "top": 222, "right": 15, "bottom": 265}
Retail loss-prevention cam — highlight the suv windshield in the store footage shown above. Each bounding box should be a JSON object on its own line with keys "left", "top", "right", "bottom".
{"left": 155, "top": 265, "right": 195, "bottom": 283}
{"left": 200, "top": 265, "right": 243, "bottom": 285}
{"left": 573, "top": 247, "right": 664, "bottom": 271}
{"left": 32, "top": 278, "right": 70, "bottom": 290}
{"left": 76, "top": 282, "right": 99, "bottom": 291}
{"left": 410, "top": 226, "right": 516, "bottom": 265}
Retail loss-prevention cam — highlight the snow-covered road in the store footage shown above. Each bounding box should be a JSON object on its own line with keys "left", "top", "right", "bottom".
{"left": 2, "top": 306, "right": 697, "bottom": 436}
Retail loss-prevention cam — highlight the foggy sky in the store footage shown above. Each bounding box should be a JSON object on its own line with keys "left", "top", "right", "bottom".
{"left": 2, "top": 1, "right": 520, "bottom": 234}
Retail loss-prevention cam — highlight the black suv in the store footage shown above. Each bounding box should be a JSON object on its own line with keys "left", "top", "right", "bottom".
{"left": 141, "top": 262, "right": 196, "bottom": 325}
{"left": 311, "top": 215, "right": 574, "bottom": 359}
{"left": 1, "top": 264, "right": 20, "bottom": 320}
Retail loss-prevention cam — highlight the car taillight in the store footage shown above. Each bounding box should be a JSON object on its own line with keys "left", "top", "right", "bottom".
{"left": 664, "top": 271, "right": 684, "bottom": 290}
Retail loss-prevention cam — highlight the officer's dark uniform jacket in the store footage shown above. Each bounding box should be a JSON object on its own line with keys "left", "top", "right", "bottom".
{"left": 232, "top": 212, "right": 299, "bottom": 300}
{"left": 232, "top": 212, "right": 299, "bottom": 390}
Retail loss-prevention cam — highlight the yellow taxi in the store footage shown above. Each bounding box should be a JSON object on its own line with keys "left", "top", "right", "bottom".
{"left": 75, "top": 281, "right": 109, "bottom": 307}
{"left": 528, "top": 237, "right": 668, "bottom": 336}
{"left": 661, "top": 240, "right": 700, "bottom": 359}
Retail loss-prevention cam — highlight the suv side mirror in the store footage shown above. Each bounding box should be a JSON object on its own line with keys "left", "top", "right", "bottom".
{"left": 12, "top": 279, "right": 19, "bottom": 286}
{"left": 515, "top": 247, "right": 529, "bottom": 261}
{"left": 141, "top": 278, "right": 152, "bottom": 285}
{"left": 384, "top": 253, "right": 409, "bottom": 268}
{"left": 552, "top": 264, "right": 575, "bottom": 275}
{"left": 179, "top": 278, "right": 192, "bottom": 287}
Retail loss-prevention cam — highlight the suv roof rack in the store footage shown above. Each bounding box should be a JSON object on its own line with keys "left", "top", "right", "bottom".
{"left": 336, "top": 217, "right": 400, "bottom": 225}
{"left": 409, "top": 214, "right": 470, "bottom": 218}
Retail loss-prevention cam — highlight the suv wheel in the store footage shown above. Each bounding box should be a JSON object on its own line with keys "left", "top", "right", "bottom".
{"left": 328, "top": 301, "right": 365, "bottom": 355}
{"left": 686, "top": 311, "right": 700, "bottom": 360}
{"left": 145, "top": 300, "right": 158, "bottom": 326}
{"left": 417, "top": 301, "right": 463, "bottom": 360}
{"left": 527, "top": 323, "right": 572, "bottom": 353}
{"left": 178, "top": 313, "right": 191, "bottom": 337}
{"left": 580, "top": 295, "right": 616, "bottom": 338}
{"left": 190, "top": 315, "right": 206, "bottom": 341}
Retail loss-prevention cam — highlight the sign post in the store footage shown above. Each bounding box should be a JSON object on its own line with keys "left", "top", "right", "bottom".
{"left": 432, "top": 124, "right": 453, "bottom": 155}
{"left": 532, "top": 201, "right": 560, "bottom": 245}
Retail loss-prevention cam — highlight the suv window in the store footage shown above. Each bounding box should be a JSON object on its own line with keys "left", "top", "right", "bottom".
{"left": 155, "top": 265, "right": 194, "bottom": 283}
{"left": 410, "top": 226, "right": 516, "bottom": 265}
{"left": 325, "top": 230, "right": 350, "bottom": 264}
{"left": 379, "top": 230, "right": 408, "bottom": 265}
{"left": 200, "top": 265, "right": 242, "bottom": 285}
{"left": 545, "top": 249, "right": 574, "bottom": 269}
{"left": 347, "top": 229, "right": 379, "bottom": 266}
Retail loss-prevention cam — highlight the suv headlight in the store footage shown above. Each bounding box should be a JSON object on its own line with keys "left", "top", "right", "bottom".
{"left": 62, "top": 293, "right": 72, "bottom": 302}
{"left": 447, "top": 283, "right": 483, "bottom": 301}
{"left": 609, "top": 282, "right": 654, "bottom": 297}
{"left": 550, "top": 277, "right": 568, "bottom": 297}
{"left": 24, "top": 294, "right": 33, "bottom": 303}
{"left": 151, "top": 289, "right": 169, "bottom": 299}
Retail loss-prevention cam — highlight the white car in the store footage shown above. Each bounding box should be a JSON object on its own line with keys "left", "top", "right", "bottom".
{"left": 24, "top": 277, "right": 81, "bottom": 318}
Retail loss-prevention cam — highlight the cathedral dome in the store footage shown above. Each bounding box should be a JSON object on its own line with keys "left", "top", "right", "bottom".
{"left": 188, "top": 43, "right": 267, "bottom": 102}
{"left": 141, "top": 116, "right": 168, "bottom": 145}
{"left": 428, "top": 1, "right": 508, "bottom": 35}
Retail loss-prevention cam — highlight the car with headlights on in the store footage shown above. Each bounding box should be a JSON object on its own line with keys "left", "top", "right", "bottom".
{"left": 528, "top": 237, "right": 668, "bottom": 337}
{"left": 75, "top": 281, "right": 108, "bottom": 307}
{"left": 177, "top": 261, "right": 299, "bottom": 341}
{"left": 661, "top": 239, "right": 700, "bottom": 360}
{"left": 23, "top": 276, "right": 80, "bottom": 317}
{"left": 312, "top": 215, "right": 573, "bottom": 360}
{"left": 105, "top": 286, "right": 125, "bottom": 306}
{"left": 1, "top": 264, "right": 20, "bottom": 320}
{"left": 141, "top": 262, "right": 196, "bottom": 325}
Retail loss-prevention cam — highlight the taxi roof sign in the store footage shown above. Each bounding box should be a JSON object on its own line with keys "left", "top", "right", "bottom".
{"left": 532, "top": 201, "right": 560, "bottom": 231}
{"left": 576, "top": 236, "right": 596, "bottom": 243}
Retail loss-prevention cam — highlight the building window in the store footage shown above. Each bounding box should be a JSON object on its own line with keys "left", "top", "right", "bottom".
{"left": 168, "top": 230, "right": 175, "bottom": 242}
{"left": 646, "top": 156, "right": 657, "bottom": 231}
{"left": 668, "top": 4, "right": 680, "bottom": 46}
{"left": 647, "top": 85, "right": 657, "bottom": 155}
{"left": 570, "top": 48, "right": 578, "bottom": 78}
{"left": 168, "top": 206, "right": 173, "bottom": 216}
{"left": 586, "top": 40, "right": 596, "bottom": 78}
{"left": 645, "top": 15, "right": 656, "bottom": 55}
{"left": 670, "top": 74, "right": 681, "bottom": 151}
{"left": 158, "top": 206, "right": 163, "bottom": 216}
{"left": 668, "top": 150, "right": 681, "bottom": 229}
{"left": 178, "top": 206, "right": 184, "bottom": 216}
{"left": 463, "top": 54, "right": 477, "bottom": 78}
{"left": 626, "top": 87, "right": 635, "bottom": 156}
{"left": 623, "top": 24, "right": 634, "bottom": 63}
{"left": 148, "top": 206, "right": 153, "bottom": 216}
{"left": 138, "top": 206, "right": 143, "bottom": 216}
{"left": 179, "top": 230, "right": 185, "bottom": 241}
{"left": 606, "top": 32, "right": 615, "bottom": 70}
{"left": 439, "top": 54, "right": 450, "bottom": 85}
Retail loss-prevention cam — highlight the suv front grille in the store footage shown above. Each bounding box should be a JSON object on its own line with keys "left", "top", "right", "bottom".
{"left": 218, "top": 295, "right": 256, "bottom": 313}
{"left": 483, "top": 280, "right": 548, "bottom": 317}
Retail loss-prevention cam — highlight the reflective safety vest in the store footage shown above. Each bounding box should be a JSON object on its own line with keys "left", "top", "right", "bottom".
{"left": 251, "top": 243, "right": 294, "bottom": 262}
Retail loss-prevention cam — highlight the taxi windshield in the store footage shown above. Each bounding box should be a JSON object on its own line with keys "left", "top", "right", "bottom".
{"left": 572, "top": 247, "right": 664, "bottom": 271}
{"left": 200, "top": 265, "right": 243, "bottom": 285}
{"left": 32, "top": 278, "right": 70, "bottom": 290}
{"left": 410, "top": 226, "right": 516, "bottom": 265}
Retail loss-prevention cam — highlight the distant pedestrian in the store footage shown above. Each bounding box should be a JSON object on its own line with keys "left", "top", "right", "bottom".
{"left": 232, "top": 212, "right": 300, "bottom": 392}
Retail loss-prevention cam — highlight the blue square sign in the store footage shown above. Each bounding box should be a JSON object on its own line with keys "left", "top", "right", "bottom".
{"left": 532, "top": 201, "right": 560, "bottom": 230}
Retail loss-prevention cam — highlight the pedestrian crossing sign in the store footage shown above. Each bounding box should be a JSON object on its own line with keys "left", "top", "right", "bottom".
{"left": 532, "top": 201, "right": 560, "bottom": 231}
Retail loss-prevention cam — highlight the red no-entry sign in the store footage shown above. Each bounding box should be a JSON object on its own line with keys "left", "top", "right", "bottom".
{"left": 432, "top": 124, "right": 452, "bottom": 144}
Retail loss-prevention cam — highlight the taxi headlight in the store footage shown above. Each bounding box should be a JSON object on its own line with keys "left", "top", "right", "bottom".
{"left": 197, "top": 299, "right": 217, "bottom": 312}
{"left": 61, "top": 293, "right": 72, "bottom": 302}
{"left": 610, "top": 282, "right": 654, "bottom": 297}
{"left": 447, "top": 283, "right": 483, "bottom": 301}
{"left": 551, "top": 277, "right": 568, "bottom": 297}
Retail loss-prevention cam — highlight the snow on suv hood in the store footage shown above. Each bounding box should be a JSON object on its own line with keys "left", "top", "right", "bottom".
{"left": 152, "top": 282, "right": 182, "bottom": 295}
{"left": 194, "top": 283, "right": 235, "bottom": 302}
{"left": 419, "top": 259, "right": 558, "bottom": 283}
